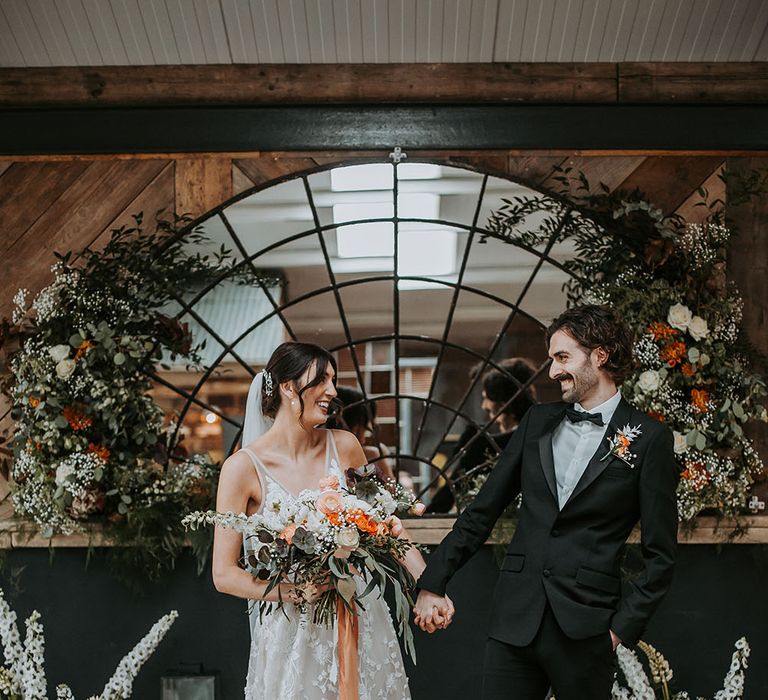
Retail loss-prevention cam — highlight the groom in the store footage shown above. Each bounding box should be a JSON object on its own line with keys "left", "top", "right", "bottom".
{"left": 414, "top": 305, "right": 679, "bottom": 699}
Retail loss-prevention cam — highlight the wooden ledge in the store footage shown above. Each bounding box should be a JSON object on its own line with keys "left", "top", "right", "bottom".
{"left": 0, "top": 516, "right": 766, "bottom": 549}
{"left": 403, "top": 516, "right": 768, "bottom": 546}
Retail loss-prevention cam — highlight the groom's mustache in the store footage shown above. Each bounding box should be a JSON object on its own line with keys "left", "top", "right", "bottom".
{"left": 553, "top": 373, "right": 573, "bottom": 383}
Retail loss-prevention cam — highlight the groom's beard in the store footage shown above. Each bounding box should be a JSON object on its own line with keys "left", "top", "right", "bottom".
{"left": 554, "top": 366, "right": 598, "bottom": 404}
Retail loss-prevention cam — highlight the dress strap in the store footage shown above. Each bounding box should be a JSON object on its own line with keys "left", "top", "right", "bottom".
{"left": 240, "top": 447, "right": 268, "bottom": 514}
{"left": 326, "top": 429, "right": 342, "bottom": 471}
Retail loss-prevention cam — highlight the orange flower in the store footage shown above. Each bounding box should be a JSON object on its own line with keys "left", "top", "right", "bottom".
{"left": 647, "top": 411, "right": 665, "bottom": 423}
{"left": 681, "top": 461, "right": 710, "bottom": 491}
{"left": 690, "top": 389, "right": 710, "bottom": 413}
{"left": 63, "top": 406, "right": 92, "bottom": 431}
{"left": 660, "top": 341, "right": 687, "bottom": 367}
{"left": 279, "top": 523, "right": 297, "bottom": 545}
{"left": 648, "top": 322, "right": 679, "bottom": 341}
{"left": 681, "top": 363, "right": 695, "bottom": 377}
{"left": 29, "top": 397, "right": 40, "bottom": 408}
{"left": 347, "top": 509, "right": 378, "bottom": 534}
{"left": 326, "top": 512, "right": 342, "bottom": 527}
{"left": 74, "top": 339, "right": 95, "bottom": 361}
{"left": 87, "top": 443, "right": 110, "bottom": 461}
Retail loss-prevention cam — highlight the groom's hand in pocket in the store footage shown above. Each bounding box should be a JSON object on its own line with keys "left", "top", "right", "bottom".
{"left": 413, "top": 590, "right": 455, "bottom": 633}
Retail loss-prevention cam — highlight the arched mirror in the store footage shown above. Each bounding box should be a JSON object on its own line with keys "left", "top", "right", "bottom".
{"left": 150, "top": 160, "right": 575, "bottom": 508}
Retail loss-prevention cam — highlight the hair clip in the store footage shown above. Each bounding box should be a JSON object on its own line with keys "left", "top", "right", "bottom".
{"left": 262, "top": 369, "right": 274, "bottom": 396}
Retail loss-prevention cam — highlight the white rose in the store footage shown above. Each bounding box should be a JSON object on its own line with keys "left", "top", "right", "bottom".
{"left": 335, "top": 527, "right": 360, "bottom": 549}
{"left": 55, "top": 359, "right": 76, "bottom": 379}
{"left": 637, "top": 370, "right": 660, "bottom": 393}
{"left": 688, "top": 316, "right": 709, "bottom": 341}
{"left": 49, "top": 344, "right": 71, "bottom": 362}
{"left": 673, "top": 431, "right": 688, "bottom": 455}
{"left": 55, "top": 463, "right": 74, "bottom": 486}
{"left": 667, "top": 303, "right": 693, "bottom": 331}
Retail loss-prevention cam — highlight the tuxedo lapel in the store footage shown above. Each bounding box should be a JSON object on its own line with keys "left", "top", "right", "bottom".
{"left": 538, "top": 407, "right": 566, "bottom": 504}
{"left": 561, "top": 397, "right": 635, "bottom": 509}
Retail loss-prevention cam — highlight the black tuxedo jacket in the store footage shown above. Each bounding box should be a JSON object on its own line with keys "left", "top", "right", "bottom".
{"left": 418, "top": 397, "right": 679, "bottom": 648}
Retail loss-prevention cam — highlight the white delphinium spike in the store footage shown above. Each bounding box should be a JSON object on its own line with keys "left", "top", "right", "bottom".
{"left": 22, "top": 610, "right": 47, "bottom": 699}
{"left": 0, "top": 588, "right": 45, "bottom": 699}
{"left": 611, "top": 682, "right": 632, "bottom": 699}
{"left": 56, "top": 684, "right": 76, "bottom": 699}
{"left": 615, "top": 645, "right": 655, "bottom": 700}
{"left": 713, "top": 637, "right": 750, "bottom": 700}
{"left": 0, "top": 589, "right": 23, "bottom": 670}
{"left": 100, "top": 610, "right": 178, "bottom": 700}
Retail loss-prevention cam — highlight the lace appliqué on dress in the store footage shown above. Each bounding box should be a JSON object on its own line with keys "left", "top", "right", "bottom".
{"left": 243, "top": 441, "right": 411, "bottom": 700}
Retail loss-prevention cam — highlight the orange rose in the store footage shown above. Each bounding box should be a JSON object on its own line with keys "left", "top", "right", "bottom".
{"left": 29, "top": 397, "right": 40, "bottom": 408}
{"left": 315, "top": 490, "right": 344, "bottom": 514}
{"left": 318, "top": 475, "right": 340, "bottom": 490}
{"left": 279, "top": 523, "right": 297, "bottom": 544}
{"left": 681, "top": 363, "right": 695, "bottom": 377}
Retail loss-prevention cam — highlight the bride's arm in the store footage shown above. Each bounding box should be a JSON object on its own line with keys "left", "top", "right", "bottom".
{"left": 212, "top": 453, "right": 301, "bottom": 603}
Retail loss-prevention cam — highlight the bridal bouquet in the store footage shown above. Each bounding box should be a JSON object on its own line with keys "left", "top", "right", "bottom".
{"left": 183, "top": 467, "right": 425, "bottom": 659}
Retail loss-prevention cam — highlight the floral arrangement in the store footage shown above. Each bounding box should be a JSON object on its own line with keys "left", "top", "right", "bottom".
{"left": 611, "top": 637, "right": 750, "bottom": 700}
{"left": 183, "top": 466, "right": 425, "bottom": 660}
{"left": 0, "top": 587, "right": 177, "bottom": 699}
{"left": 487, "top": 168, "right": 768, "bottom": 523}
{"left": 0, "top": 214, "right": 268, "bottom": 578}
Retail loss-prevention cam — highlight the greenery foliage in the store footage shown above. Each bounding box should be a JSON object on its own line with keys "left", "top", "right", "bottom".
{"left": 484, "top": 166, "right": 767, "bottom": 522}
{"left": 0, "top": 213, "right": 266, "bottom": 580}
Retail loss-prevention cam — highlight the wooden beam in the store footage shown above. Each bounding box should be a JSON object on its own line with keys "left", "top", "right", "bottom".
{"left": 0, "top": 64, "right": 617, "bottom": 107}
{"left": 4, "top": 63, "right": 768, "bottom": 108}
{"left": 619, "top": 62, "right": 768, "bottom": 103}
{"left": 174, "top": 158, "right": 232, "bottom": 219}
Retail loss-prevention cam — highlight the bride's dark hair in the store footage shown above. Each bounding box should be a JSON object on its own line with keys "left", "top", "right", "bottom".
{"left": 261, "top": 342, "right": 337, "bottom": 419}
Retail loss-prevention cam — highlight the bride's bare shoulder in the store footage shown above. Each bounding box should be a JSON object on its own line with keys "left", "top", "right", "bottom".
{"left": 328, "top": 429, "right": 366, "bottom": 463}
{"left": 219, "top": 448, "right": 259, "bottom": 485}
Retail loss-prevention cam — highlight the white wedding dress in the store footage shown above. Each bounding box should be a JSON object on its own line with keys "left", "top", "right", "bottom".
{"left": 240, "top": 430, "right": 412, "bottom": 700}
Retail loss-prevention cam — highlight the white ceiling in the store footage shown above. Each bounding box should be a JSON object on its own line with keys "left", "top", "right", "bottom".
{"left": 1, "top": 0, "right": 767, "bottom": 67}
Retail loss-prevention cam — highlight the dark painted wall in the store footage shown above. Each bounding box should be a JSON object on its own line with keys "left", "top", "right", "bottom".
{"left": 0, "top": 544, "right": 765, "bottom": 698}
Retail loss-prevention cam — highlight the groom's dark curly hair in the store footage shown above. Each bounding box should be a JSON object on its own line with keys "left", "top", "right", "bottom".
{"left": 545, "top": 305, "right": 635, "bottom": 382}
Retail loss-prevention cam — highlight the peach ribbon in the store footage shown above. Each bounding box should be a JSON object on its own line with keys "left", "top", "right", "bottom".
{"left": 337, "top": 597, "right": 360, "bottom": 700}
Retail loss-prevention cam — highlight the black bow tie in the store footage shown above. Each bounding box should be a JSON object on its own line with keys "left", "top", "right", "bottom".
{"left": 565, "top": 407, "right": 604, "bottom": 426}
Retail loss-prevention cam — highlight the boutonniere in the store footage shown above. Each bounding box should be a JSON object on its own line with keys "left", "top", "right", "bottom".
{"left": 601, "top": 424, "right": 642, "bottom": 467}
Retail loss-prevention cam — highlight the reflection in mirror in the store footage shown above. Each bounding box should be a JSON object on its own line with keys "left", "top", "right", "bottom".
{"left": 155, "top": 162, "right": 575, "bottom": 508}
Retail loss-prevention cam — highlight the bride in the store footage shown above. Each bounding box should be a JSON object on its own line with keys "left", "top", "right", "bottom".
{"left": 212, "top": 341, "right": 432, "bottom": 699}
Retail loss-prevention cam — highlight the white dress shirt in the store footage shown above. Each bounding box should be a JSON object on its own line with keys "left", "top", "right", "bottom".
{"left": 552, "top": 391, "right": 622, "bottom": 509}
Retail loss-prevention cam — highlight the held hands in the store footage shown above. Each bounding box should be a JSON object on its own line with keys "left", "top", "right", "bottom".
{"left": 412, "top": 590, "right": 455, "bottom": 633}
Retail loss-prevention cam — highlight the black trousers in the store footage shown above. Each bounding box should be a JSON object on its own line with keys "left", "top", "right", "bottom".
{"left": 482, "top": 604, "right": 617, "bottom": 700}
